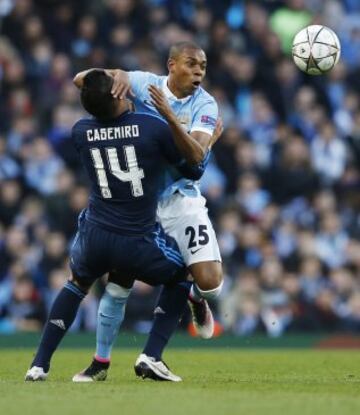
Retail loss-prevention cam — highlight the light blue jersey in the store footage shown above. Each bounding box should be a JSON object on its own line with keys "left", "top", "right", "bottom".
{"left": 128, "top": 71, "right": 218, "bottom": 198}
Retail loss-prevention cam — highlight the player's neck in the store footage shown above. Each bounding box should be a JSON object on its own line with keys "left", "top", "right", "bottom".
{"left": 113, "top": 101, "right": 131, "bottom": 118}
{"left": 167, "top": 78, "right": 189, "bottom": 99}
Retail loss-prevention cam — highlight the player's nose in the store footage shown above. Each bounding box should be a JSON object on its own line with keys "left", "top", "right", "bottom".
{"left": 193, "top": 70, "right": 204, "bottom": 79}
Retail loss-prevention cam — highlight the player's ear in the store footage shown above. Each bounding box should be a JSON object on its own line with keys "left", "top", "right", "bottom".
{"left": 167, "top": 58, "right": 175, "bottom": 73}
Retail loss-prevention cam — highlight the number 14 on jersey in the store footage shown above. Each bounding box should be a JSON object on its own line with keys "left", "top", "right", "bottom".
{"left": 90, "top": 146, "right": 145, "bottom": 198}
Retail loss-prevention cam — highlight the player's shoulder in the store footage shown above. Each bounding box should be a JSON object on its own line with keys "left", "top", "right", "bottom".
{"left": 128, "top": 70, "right": 165, "bottom": 85}
{"left": 194, "top": 86, "right": 217, "bottom": 106}
{"left": 72, "top": 116, "right": 96, "bottom": 133}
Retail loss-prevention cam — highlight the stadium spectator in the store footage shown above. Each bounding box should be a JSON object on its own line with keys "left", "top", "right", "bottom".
{"left": 0, "top": 0, "right": 360, "bottom": 337}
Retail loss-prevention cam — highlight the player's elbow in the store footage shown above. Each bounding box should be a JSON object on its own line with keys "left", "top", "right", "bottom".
{"left": 187, "top": 149, "right": 210, "bottom": 179}
{"left": 186, "top": 165, "right": 205, "bottom": 180}
{"left": 188, "top": 147, "right": 206, "bottom": 166}
{"left": 195, "top": 147, "right": 207, "bottom": 164}
{"left": 73, "top": 73, "right": 82, "bottom": 88}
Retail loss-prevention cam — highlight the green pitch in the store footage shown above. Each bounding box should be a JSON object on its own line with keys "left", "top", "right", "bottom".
{"left": 1, "top": 349, "right": 360, "bottom": 415}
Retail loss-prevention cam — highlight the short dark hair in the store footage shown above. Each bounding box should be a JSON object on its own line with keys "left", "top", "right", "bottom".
{"left": 168, "top": 41, "right": 203, "bottom": 60}
{"left": 80, "top": 69, "right": 117, "bottom": 119}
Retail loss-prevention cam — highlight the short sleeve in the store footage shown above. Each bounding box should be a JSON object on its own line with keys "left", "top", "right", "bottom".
{"left": 128, "top": 71, "right": 160, "bottom": 100}
{"left": 190, "top": 98, "right": 218, "bottom": 136}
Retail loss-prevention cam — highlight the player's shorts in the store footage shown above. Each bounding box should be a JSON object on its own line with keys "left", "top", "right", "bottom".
{"left": 70, "top": 211, "right": 186, "bottom": 287}
{"left": 156, "top": 192, "right": 222, "bottom": 266}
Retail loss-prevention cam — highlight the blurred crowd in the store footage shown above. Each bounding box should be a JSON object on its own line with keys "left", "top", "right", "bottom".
{"left": 1, "top": 0, "right": 360, "bottom": 337}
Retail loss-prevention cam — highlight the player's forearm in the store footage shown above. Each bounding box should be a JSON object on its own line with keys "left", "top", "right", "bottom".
{"left": 73, "top": 68, "right": 127, "bottom": 89}
{"left": 166, "top": 116, "right": 206, "bottom": 165}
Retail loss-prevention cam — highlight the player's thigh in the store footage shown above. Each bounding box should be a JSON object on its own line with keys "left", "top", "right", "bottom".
{"left": 157, "top": 193, "right": 222, "bottom": 266}
{"left": 136, "top": 225, "right": 187, "bottom": 286}
{"left": 69, "top": 218, "right": 110, "bottom": 286}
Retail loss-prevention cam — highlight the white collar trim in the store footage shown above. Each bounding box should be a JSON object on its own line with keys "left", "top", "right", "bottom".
{"left": 162, "top": 76, "right": 193, "bottom": 104}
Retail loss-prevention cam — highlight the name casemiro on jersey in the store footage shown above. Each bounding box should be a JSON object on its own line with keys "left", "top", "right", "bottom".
{"left": 86, "top": 125, "right": 140, "bottom": 141}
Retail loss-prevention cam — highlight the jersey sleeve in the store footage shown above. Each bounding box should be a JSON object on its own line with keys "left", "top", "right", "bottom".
{"left": 190, "top": 97, "right": 218, "bottom": 136}
{"left": 155, "top": 120, "right": 205, "bottom": 180}
{"left": 128, "top": 71, "right": 160, "bottom": 100}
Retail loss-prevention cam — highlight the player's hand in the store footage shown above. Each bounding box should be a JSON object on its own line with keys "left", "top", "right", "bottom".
{"left": 148, "top": 85, "right": 176, "bottom": 122}
{"left": 210, "top": 116, "right": 223, "bottom": 147}
{"left": 108, "top": 69, "right": 135, "bottom": 100}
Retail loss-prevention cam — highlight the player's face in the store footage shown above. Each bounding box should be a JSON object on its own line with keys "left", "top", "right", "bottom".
{"left": 168, "top": 49, "right": 207, "bottom": 97}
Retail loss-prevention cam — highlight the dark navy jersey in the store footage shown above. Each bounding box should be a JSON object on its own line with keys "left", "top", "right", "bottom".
{"left": 72, "top": 111, "right": 204, "bottom": 235}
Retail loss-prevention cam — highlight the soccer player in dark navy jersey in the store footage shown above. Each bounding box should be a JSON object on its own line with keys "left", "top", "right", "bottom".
{"left": 25, "top": 69, "right": 207, "bottom": 381}
{"left": 73, "top": 100, "right": 202, "bottom": 236}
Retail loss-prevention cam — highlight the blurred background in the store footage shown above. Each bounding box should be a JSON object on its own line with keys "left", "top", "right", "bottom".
{"left": 0, "top": 0, "right": 360, "bottom": 339}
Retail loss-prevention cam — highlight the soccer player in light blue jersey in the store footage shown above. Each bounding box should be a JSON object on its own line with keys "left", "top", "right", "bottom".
{"left": 72, "top": 42, "right": 223, "bottom": 382}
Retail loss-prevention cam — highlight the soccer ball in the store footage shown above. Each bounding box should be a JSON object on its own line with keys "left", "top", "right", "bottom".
{"left": 292, "top": 25, "right": 341, "bottom": 75}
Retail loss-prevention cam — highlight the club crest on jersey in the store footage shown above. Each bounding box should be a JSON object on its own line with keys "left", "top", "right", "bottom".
{"left": 201, "top": 115, "right": 216, "bottom": 127}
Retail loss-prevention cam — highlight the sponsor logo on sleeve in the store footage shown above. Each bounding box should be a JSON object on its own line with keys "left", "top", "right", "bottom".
{"left": 200, "top": 115, "right": 217, "bottom": 127}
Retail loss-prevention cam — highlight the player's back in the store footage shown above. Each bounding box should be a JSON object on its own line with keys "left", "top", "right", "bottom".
{"left": 72, "top": 110, "right": 186, "bottom": 235}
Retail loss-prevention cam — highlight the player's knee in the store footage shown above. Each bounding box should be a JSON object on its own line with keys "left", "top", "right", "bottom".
{"left": 69, "top": 273, "right": 91, "bottom": 293}
{"left": 194, "top": 280, "right": 223, "bottom": 301}
{"left": 190, "top": 262, "right": 223, "bottom": 292}
{"left": 108, "top": 271, "right": 134, "bottom": 289}
{"left": 105, "top": 282, "right": 132, "bottom": 299}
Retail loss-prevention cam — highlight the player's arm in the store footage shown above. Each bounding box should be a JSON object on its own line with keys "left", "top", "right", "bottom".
{"left": 73, "top": 68, "right": 134, "bottom": 99}
{"left": 156, "top": 122, "right": 206, "bottom": 181}
{"left": 148, "top": 85, "right": 210, "bottom": 165}
{"left": 175, "top": 151, "right": 210, "bottom": 180}
{"left": 174, "top": 118, "right": 223, "bottom": 178}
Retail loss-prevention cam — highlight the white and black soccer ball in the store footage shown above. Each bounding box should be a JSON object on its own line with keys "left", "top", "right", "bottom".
{"left": 292, "top": 25, "right": 341, "bottom": 75}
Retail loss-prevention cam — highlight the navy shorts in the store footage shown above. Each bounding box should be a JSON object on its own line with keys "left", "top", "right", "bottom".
{"left": 69, "top": 212, "right": 187, "bottom": 287}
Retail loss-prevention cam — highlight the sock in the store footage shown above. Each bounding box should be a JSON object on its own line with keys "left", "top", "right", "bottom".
{"left": 189, "top": 281, "right": 223, "bottom": 302}
{"left": 95, "top": 282, "right": 131, "bottom": 361}
{"left": 189, "top": 284, "right": 202, "bottom": 302}
{"left": 31, "top": 281, "right": 86, "bottom": 372}
{"left": 143, "top": 281, "right": 191, "bottom": 361}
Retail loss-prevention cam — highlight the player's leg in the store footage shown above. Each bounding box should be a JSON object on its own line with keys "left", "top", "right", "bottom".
{"left": 147, "top": 193, "right": 223, "bottom": 337}
{"left": 72, "top": 273, "right": 133, "bottom": 382}
{"left": 136, "top": 279, "right": 191, "bottom": 381}
{"left": 132, "top": 225, "right": 188, "bottom": 382}
{"left": 142, "top": 280, "right": 191, "bottom": 360}
{"left": 25, "top": 274, "right": 91, "bottom": 381}
{"left": 96, "top": 276, "right": 133, "bottom": 361}
{"left": 75, "top": 276, "right": 188, "bottom": 382}
{"left": 188, "top": 260, "right": 223, "bottom": 338}
{"left": 137, "top": 261, "right": 223, "bottom": 373}
{"left": 176, "top": 195, "right": 223, "bottom": 338}
{"left": 25, "top": 215, "right": 107, "bottom": 381}
{"left": 74, "top": 225, "right": 187, "bottom": 382}
{"left": 134, "top": 194, "right": 223, "bottom": 380}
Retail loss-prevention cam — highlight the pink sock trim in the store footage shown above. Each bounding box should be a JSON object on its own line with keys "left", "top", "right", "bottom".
{"left": 189, "top": 284, "right": 203, "bottom": 303}
{"left": 94, "top": 355, "right": 110, "bottom": 363}
{"left": 188, "top": 292, "right": 203, "bottom": 303}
